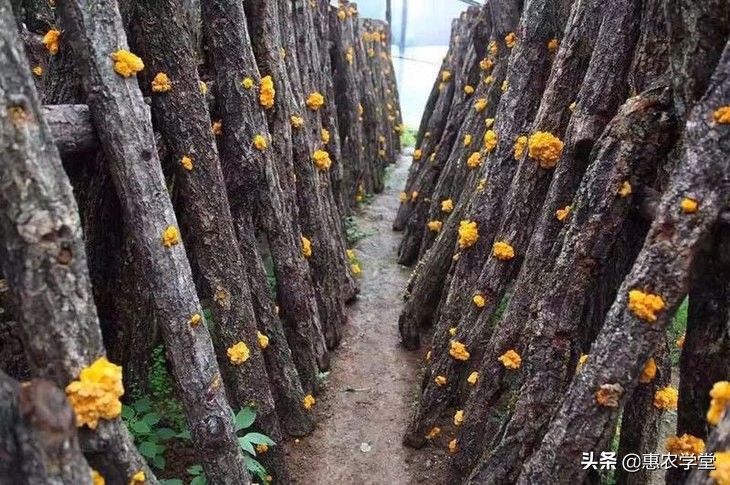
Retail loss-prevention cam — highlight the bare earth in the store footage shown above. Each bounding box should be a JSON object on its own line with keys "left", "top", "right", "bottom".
{"left": 286, "top": 155, "right": 449, "bottom": 485}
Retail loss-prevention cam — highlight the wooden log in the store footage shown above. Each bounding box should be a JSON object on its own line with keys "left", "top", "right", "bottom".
{"left": 202, "top": 0, "right": 326, "bottom": 401}
{"left": 56, "top": 0, "right": 249, "bottom": 480}
{"left": 519, "top": 36, "right": 730, "bottom": 484}
{"left": 0, "top": 374, "right": 91, "bottom": 484}
{"left": 401, "top": 0, "right": 568, "bottom": 449}
{"left": 288, "top": 0, "right": 353, "bottom": 349}
{"left": 0, "top": 2, "right": 153, "bottom": 478}
{"left": 128, "top": 0, "right": 293, "bottom": 479}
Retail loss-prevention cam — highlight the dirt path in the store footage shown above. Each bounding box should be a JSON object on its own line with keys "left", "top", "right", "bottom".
{"left": 286, "top": 155, "right": 447, "bottom": 484}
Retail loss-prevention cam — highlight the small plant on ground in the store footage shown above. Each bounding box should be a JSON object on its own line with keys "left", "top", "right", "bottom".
{"left": 400, "top": 127, "right": 416, "bottom": 148}
{"left": 345, "top": 216, "right": 369, "bottom": 245}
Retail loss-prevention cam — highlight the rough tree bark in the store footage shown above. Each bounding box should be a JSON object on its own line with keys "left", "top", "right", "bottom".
{"left": 519, "top": 37, "right": 730, "bottom": 484}
{"left": 0, "top": 373, "right": 91, "bottom": 484}
{"left": 128, "top": 0, "right": 295, "bottom": 478}
{"left": 0, "top": 2, "right": 152, "bottom": 478}
{"left": 202, "top": 0, "right": 326, "bottom": 400}
{"left": 56, "top": 0, "right": 250, "bottom": 479}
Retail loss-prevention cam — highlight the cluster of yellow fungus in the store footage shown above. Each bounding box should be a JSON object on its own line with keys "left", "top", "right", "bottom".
{"left": 111, "top": 50, "right": 144, "bottom": 77}
{"left": 555, "top": 205, "right": 571, "bottom": 221}
{"left": 711, "top": 452, "right": 730, "bottom": 485}
{"left": 411, "top": 191, "right": 419, "bottom": 200}
{"left": 291, "top": 115, "right": 304, "bottom": 128}
{"left": 212, "top": 120, "right": 222, "bottom": 135}
{"left": 301, "top": 236, "right": 312, "bottom": 258}
{"left": 449, "top": 439, "right": 458, "bottom": 454}
{"left": 346, "top": 249, "right": 356, "bottom": 261}
{"left": 337, "top": 9, "right": 346, "bottom": 20}
{"left": 42, "top": 29, "right": 61, "bottom": 55}
{"left": 399, "top": 192, "right": 408, "bottom": 202}
{"left": 473, "top": 294, "right": 486, "bottom": 308}
{"left": 577, "top": 353, "right": 589, "bottom": 373}
{"left": 65, "top": 357, "right": 124, "bottom": 429}
{"left": 464, "top": 85, "right": 475, "bottom": 95}
{"left": 467, "top": 371, "right": 479, "bottom": 385}
{"left": 241, "top": 77, "right": 254, "bottom": 89}
{"left": 501, "top": 80, "right": 509, "bottom": 93}
{"left": 467, "top": 152, "right": 482, "bottom": 169}
{"left": 714, "top": 106, "right": 730, "bottom": 124}
{"left": 162, "top": 226, "right": 180, "bottom": 247}
{"left": 484, "top": 75, "right": 495, "bottom": 85}
{"left": 513, "top": 135, "right": 528, "bottom": 160}
{"left": 425, "top": 427, "right": 441, "bottom": 440}
{"left": 707, "top": 381, "right": 730, "bottom": 425}
{"left": 151, "top": 72, "right": 171, "bottom": 93}
{"left": 453, "top": 410, "right": 465, "bottom": 426}
{"left": 458, "top": 220, "right": 479, "bottom": 249}
{"left": 32, "top": 65, "right": 43, "bottom": 76}
{"left": 505, "top": 32, "right": 517, "bottom": 48}
{"left": 303, "top": 394, "right": 316, "bottom": 410}
{"left": 435, "top": 375, "right": 447, "bottom": 387}
{"left": 548, "top": 38, "right": 559, "bottom": 52}
{"left": 596, "top": 383, "right": 622, "bottom": 407}
{"left": 492, "top": 241, "right": 515, "bottom": 260}
{"left": 306, "top": 91, "right": 325, "bottom": 111}
{"left": 463, "top": 134, "right": 473, "bottom": 147}
{"left": 484, "top": 130, "right": 498, "bottom": 153}
{"left": 345, "top": 47, "right": 354, "bottom": 65}
{"left": 256, "top": 444, "right": 269, "bottom": 454}
{"left": 639, "top": 357, "right": 656, "bottom": 384}
{"left": 227, "top": 342, "right": 250, "bottom": 365}
{"left": 130, "top": 471, "right": 146, "bottom": 485}
{"left": 448, "top": 327, "right": 457, "bottom": 337}
{"left": 181, "top": 155, "right": 193, "bottom": 171}
{"left": 474, "top": 98, "right": 488, "bottom": 113}
{"left": 322, "top": 128, "right": 330, "bottom": 144}
{"left": 449, "top": 340, "right": 470, "bottom": 361}
{"left": 485, "top": 118, "right": 495, "bottom": 128}
{"left": 427, "top": 220, "right": 443, "bottom": 233}
{"left": 413, "top": 149, "right": 423, "bottom": 161}
{"left": 568, "top": 101, "right": 577, "bottom": 112}
{"left": 627, "top": 289, "right": 665, "bottom": 322}
{"left": 676, "top": 334, "right": 685, "bottom": 348}
{"left": 488, "top": 40, "right": 498, "bottom": 56}
{"left": 681, "top": 197, "right": 698, "bottom": 214}
{"left": 618, "top": 181, "right": 633, "bottom": 198}
{"left": 528, "top": 132, "right": 564, "bottom": 169}
{"left": 480, "top": 58, "right": 494, "bottom": 71}
{"left": 91, "top": 469, "right": 105, "bottom": 485}
{"left": 253, "top": 134, "right": 268, "bottom": 151}
{"left": 665, "top": 434, "right": 705, "bottom": 456}
{"left": 498, "top": 349, "right": 522, "bottom": 369}
{"left": 199, "top": 81, "right": 208, "bottom": 95}
{"left": 259, "top": 75, "right": 275, "bottom": 109}
{"left": 312, "top": 150, "right": 332, "bottom": 170}
{"left": 350, "top": 262, "right": 361, "bottom": 276}
{"left": 441, "top": 71, "right": 452, "bottom": 82}
{"left": 189, "top": 313, "right": 202, "bottom": 326}
{"left": 654, "top": 386, "right": 679, "bottom": 410}
{"left": 441, "top": 199, "right": 454, "bottom": 213}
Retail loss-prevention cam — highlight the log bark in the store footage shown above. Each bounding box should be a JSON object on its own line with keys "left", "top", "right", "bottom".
{"left": 0, "top": 2, "right": 152, "bottom": 478}
{"left": 202, "top": 0, "right": 326, "bottom": 400}
{"left": 687, "top": 401, "right": 730, "bottom": 484}
{"left": 0, "top": 374, "right": 91, "bottom": 484}
{"left": 128, "top": 0, "right": 294, "bottom": 479}
{"left": 519, "top": 37, "right": 730, "bottom": 484}
{"left": 56, "top": 0, "right": 249, "bottom": 480}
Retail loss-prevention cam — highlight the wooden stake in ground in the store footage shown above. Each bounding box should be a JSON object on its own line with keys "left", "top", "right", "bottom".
{"left": 56, "top": 0, "right": 249, "bottom": 480}
{"left": 0, "top": 1, "right": 151, "bottom": 479}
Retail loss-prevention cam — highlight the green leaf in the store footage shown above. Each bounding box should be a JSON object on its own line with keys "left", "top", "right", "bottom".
{"left": 234, "top": 407, "right": 256, "bottom": 431}
{"left": 237, "top": 436, "right": 256, "bottom": 455}
{"left": 142, "top": 412, "right": 161, "bottom": 426}
{"left": 190, "top": 475, "right": 207, "bottom": 485}
{"left": 156, "top": 427, "right": 176, "bottom": 440}
{"left": 134, "top": 398, "right": 151, "bottom": 413}
{"left": 152, "top": 454, "right": 165, "bottom": 471}
{"left": 132, "top": 420, "right": 151, "bottom": 434}
{"left": 158, "top": 480, "right": 183, "bottom": 485}
{"left": 243, "top": 455, "right": 268, "bottom": 480}
{"left": 176, "top": 430, "right": 192, "bottom": 440}
{"left": 139, "top": 441, "right": 158, "bottom": 459}
{"left": 121, "top": 405, "right": 135, "bottom": 420}
{"left": 187, "top": 465, "right": 204, "bottom": 476}
{"left": 242, "top": 432, "right": 275, "bottom": 446}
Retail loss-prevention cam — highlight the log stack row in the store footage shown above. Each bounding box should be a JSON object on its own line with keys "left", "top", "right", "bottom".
{"left": 0, "top": 0, "right": 400, "bottom": 483}
{"left": 396, "top": 0, "right": 730, "bottom": 483}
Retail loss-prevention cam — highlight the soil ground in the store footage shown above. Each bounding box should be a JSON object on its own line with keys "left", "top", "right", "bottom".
{"left": 286, "top": 155, "right": 449, "bottom": 484}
